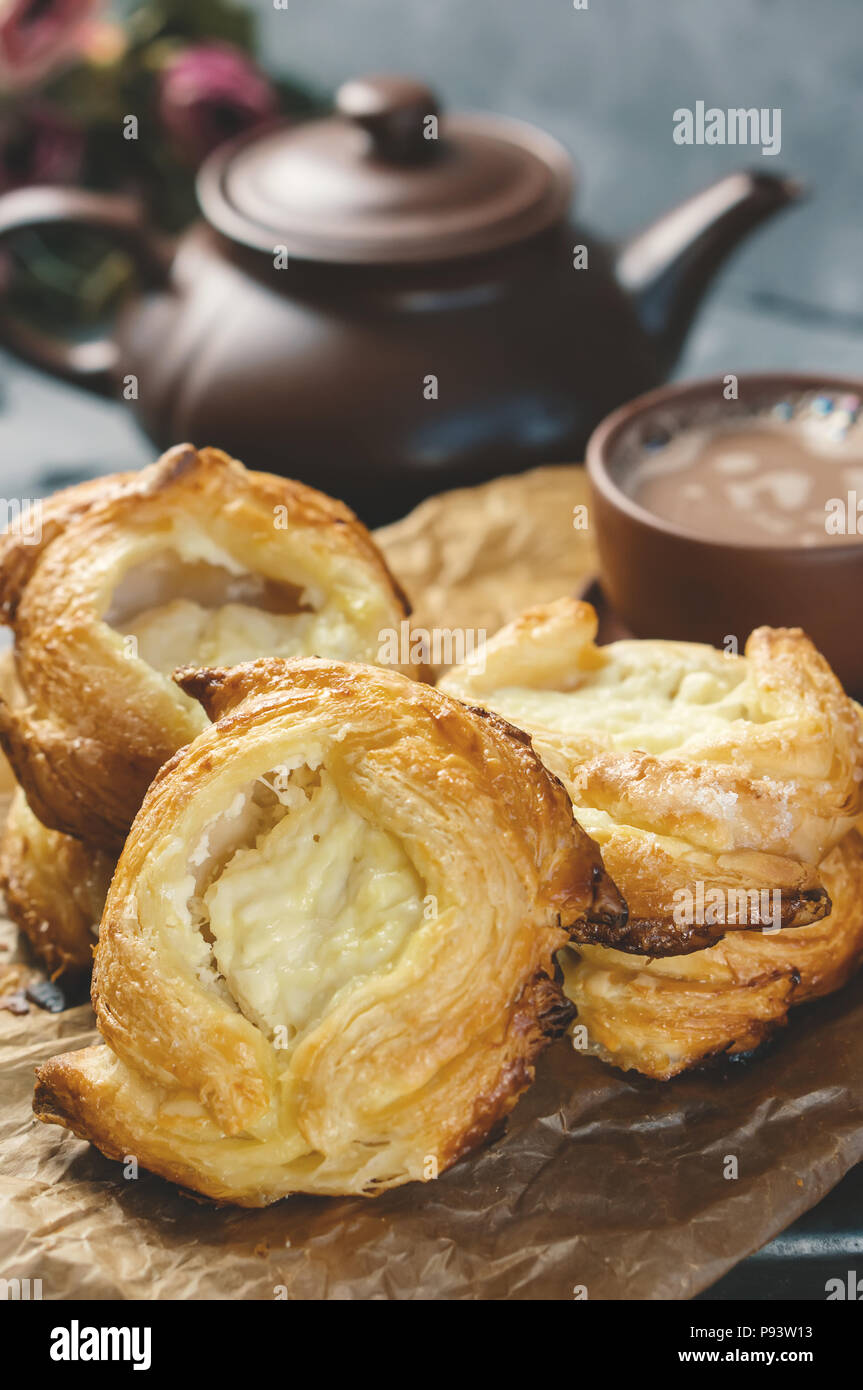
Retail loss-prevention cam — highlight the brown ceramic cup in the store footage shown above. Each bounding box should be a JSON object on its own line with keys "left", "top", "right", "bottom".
{"left": 586, "top": 372, "right": 863, "bottom": 697}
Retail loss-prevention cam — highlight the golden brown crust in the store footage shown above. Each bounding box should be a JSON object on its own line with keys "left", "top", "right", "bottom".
{"left": 0, "top": 787, "right": 113, "bottom": 974}
{"left": 563, "top": 827, "right": 863, "bottom": 1079}
{"left": 34, "top": 658, "right": 625, "bottom": 1204}
{"left": 440, "top": 597, "right": 863, "bottom": 955}
{"left": 0, "top": 651, "right": 113, "bottom": 974}
{"left": 0, "top": 647, "right": 20, "bottom": 808}
{"left": 0, "top": 471, "right": 137, "bottom": 623}
{"left": 0, "top": 446, "right": 415, "bottom": 852}
{"left": 0, "top": 649, "right": 111, "bottom": 975}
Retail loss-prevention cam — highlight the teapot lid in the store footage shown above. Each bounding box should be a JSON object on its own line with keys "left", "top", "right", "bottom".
{"left": 196, "top": 74, "right": 574, "bottom": 263}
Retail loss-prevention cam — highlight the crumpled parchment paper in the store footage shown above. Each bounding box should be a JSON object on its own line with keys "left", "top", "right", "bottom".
{"left": 1, "top": 462, "right": 862, "bottom": 1301}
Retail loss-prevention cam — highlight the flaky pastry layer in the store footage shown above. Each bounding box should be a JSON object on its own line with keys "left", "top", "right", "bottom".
{"left": 0, "top": 649, "right": 113, "bottom": 973}
{"left": 0, "top": 787, "right": 113, "bottom": 974}
{"left": 440, "top": 597, "right": 863, "bottom": 955}
{"left": 34, "top": 658, "right": 625, "bottom": 1204}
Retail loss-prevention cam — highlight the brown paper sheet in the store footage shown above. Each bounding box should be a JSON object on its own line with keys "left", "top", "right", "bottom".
{"left": 2, "top": 463, "right": 862, "bottom": 1301}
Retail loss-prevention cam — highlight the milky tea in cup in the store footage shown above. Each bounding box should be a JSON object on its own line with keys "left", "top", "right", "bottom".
{"left": 619, "top": 391, "right": 863, "bottom": 548}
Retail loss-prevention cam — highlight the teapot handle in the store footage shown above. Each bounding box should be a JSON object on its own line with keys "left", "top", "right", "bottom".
{"left": 0, "top": 186, "right": 170, "bottom": 395}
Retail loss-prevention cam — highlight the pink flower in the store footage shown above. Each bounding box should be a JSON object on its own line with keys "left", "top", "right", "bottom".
{"left": 0, "top": 0, "right": 100, "bottom": 91}
{"left": 159, "top": 42, "right": 279, "bottom": 167}
{"left": 0, "top": 103, "right": 84, "bottom": 193}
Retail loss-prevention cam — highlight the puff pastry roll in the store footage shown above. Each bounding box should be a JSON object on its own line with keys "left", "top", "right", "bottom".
{"left": 562, "top": 827, "right": 863, "bottom": 1078}
{"left": 34, "top": 659, "right": 625, "bottom": 1204}
{"left": 0, "top": 649, "right": 113, "bottom": 974}
{"left": 0, "top": 787, "right": 113, "bottom": 975}
{"left": 0, "top": 445, "right": 413, "bottom": 853}
{"left": 440, "top": 598, "right": 863, "bottom": 956}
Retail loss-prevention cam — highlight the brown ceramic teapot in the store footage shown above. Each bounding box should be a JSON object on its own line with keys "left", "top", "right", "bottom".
{"left": 0, "top": 75, "right": 800, "bottom": 522}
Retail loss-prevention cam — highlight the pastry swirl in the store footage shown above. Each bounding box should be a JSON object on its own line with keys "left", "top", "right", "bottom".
{"left": 440, "top": 597, "right": 863, "bottom": 955}
{"left": 34, "top": 658, "right": 625, "bottom": 1204}
{"left": 0, "top": 445, "right": 413, "bottom": 853}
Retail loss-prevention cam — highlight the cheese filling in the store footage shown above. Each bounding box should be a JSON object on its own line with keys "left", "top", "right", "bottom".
{"left": 201, "top": 768, "right": 424, "bottom": 1042}
{"left": 484, "top": 642, "right": 766, "bottom": 755}
{"left": 106, "top": 543, "right": 381, "bottom": 679}
{"left": 127, "top": 598, "right": 364, "bottom": 673}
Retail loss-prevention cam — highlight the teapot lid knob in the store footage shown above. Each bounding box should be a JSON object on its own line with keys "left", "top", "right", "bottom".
{"left": 197, "top": 73, "right": 573, "bottom": 263}
{"left": 336, "top": 75, "right": 440, "bottom": 162}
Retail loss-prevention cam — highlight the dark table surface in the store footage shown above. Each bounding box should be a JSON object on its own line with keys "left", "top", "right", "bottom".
{"left": 700, "top": 1164, "right": 863, "bottom": 1301}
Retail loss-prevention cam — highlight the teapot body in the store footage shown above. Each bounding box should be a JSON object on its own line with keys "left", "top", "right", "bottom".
{"left": 115, "top": 221, "right": 663, "bottom": 523}
{"left": 0, "top": 68, "right": 799, "bottom": 522}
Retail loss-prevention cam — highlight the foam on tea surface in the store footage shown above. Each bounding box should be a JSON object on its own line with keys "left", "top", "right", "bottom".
{"left": 618, "top": 392, "right": 863, "bottom": 548}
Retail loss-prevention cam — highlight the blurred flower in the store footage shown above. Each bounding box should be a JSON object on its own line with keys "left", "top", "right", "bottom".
{"left": 158, "top": 41, "right": 279, "bottom": 167}
{"left": 0, "top": 0, "right": 100, "bottom": 91}
{"left": 0, "top": 103, "right": 84, "bottom": 193}
{"left": 77, "top": 16, "right": 125, "bottom": 68}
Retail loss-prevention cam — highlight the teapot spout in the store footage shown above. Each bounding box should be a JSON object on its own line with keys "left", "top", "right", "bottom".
{"left": 616, "top": 171, "right": 803, "bottom": 373}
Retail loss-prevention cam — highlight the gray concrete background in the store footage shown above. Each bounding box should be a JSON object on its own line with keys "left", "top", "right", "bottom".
{"left": 261, "top": 0, "right": 861, "bottom": 321}
{"left": 1, "top": 0, "right": 860, "bottom": 491}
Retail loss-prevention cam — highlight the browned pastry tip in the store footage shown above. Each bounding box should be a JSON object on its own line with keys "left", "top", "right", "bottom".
{"left": 570, "top": 882, "right": 831, "bottom": 958}
{"left": 563, "top": 827, "right": 863, "bottom": 1080}
{"left": 172, "top": 658, "right": 280, "bottom": 723}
